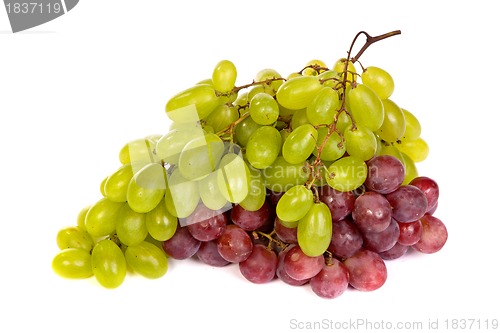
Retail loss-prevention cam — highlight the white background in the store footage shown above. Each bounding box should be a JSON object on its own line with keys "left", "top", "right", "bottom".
{"left": 1, "top": 1, "right": 499, "bottom": 332}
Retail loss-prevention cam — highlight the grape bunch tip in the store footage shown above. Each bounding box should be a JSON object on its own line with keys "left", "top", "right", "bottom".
{"left": 52, "top": 30, "right": 448, "bottom": 299}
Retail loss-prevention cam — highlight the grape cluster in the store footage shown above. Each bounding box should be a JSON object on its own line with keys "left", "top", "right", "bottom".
{"left": 52, "top": 31, "right": 448, "bottom": 298}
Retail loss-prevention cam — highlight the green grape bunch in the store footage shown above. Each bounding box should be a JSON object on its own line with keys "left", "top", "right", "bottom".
{"left": 52, "top": 30, "right": 447, "bottom": 299}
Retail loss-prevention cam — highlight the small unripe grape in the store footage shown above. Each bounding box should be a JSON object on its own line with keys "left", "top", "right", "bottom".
{"left": 212, "top": 60, "right": 237, "bottom": 93}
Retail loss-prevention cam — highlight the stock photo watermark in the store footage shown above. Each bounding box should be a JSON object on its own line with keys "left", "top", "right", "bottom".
{"left": 289, "top": 317, "right": 499, "bottom": 331}
{"left": 3, "top": 0, "right": 79, "bottom": 32}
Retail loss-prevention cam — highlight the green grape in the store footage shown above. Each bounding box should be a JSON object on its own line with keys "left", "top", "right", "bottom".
{"left": 401, "top": 152, "right": 419, "bottom": 185}
{"left": 375, "top": 134, "right": 384, "bottom": 156}
{"left": 146, "top": 198, "right": 178, "bottom": 241}
{"left": 234, "top": 116, "right": 260, "bottom": 147}
{"left": 204, "top": 125, "right": 214, "bottom": 134}
{"left": 335, "top": 110, "right": 352, "bottom": 134}
{"left": 262, "top": 156, "right": 310, "bottom": 193}
{"left": 165, "top": 84, "right": 220, "bottom": 123}
{"left": 168, "top": 120, "right": 202, "bottom": 131}
{"left": 302, "top": 59, "right": 326, "bottom": 76}
{"left": 246, "top": 126, "right": 282, "bottom": 169}
{"left": 346, "top": 84, "right": 384, "bottom": 131}
{"left": 178, "top": 133, "right": 225, "bottom": 180}
{"left": 165, "top": 167, "right": 200, "bottom": 218}
{"left": 401, "top": 108, "right": 421, "bottom": 141}
{"left": 282, "top": 124, "right": 318, "bottom": 164}
{"left": 312, "top": 127, "right": 345, "bottom": 162}
{"left": 217, "top": 153, "right": 250, "bottom": 204}
{"left": 318, "top": 69, "right": 340, "bottom": 88}
{"left": 104, "top": 164, "right": 133, "bottom": 202}
{"left": 290, "top": 108, "right": 310, "bottom": 129}
{"left": 396, "top": 137, "right": 429, "bottom": 162}
{"left": 76, "top": 205, "right": 90, "bottom": 230}
{"left": 147, "top": 134, "right": 162, "bottom": 143}
{"left": 344, "top": 125, "right": 377, "bottom": 161}
{"left": 276, "top": 185, "right": 314, "bottom": 222}
{"left": 218, "top": 92, "right": 238, "bottom": 106}
{"left": 119, "top": 137, "right": 157, "bottom": 166}
{"left": 234, "top": 90, "right": 249, "bottom": 107}
{"left": 204, "top": 104, "right": 239, "bottom": 133}
{"left": 306, "top": 87, "right": 339, "bottom": 126}
{"left": 125, "top": 241, "right": 168, "bottom": 279}
{"left": 254, "top": 68, "right": 283, "bottom": 93}
{"left": 247, "top": 85, "right": 275, "bottom": 101}
{"left": 196, "top": 78, "right": 213, "bottom": 86}
{"left": 85, "top": 198, "right": 125, "bottom": 238}
{"left": 326, "top": 156, "right": 367, "bottom": 192}
{"left": 276, "top": 76, "right": 323, "bottom": 110}
{"left": 155, "top": 126, "right": 205, "bottom": 166}
{"left": 287, "top": 72, "right": 301, "bottom": 80}
{"left": 212, "top": 60, "right": 237, "bottom": 93}
{"left": 333, "top": 58, "right": 357, "bottom": 84}
{"left": 278, "top": 103, "right": 297, "bottom": 117}
{"left": 56, "top": 226, "right": 94, "bottom": 252}
{"left": 297, "top": 202, "right": 332, "bottom": 257}
{"left": 91, "top": 239, "right": 127, "bottom": 289}
{"left": 239, "top": 165, "right": 267, "bottom": 212}
{"left": 275, "top": 120, "right": 287, "bottom": 131}
{"left": 377, "top": 99, "right": 406, "bottom": 142}
{"left": 127, "top": 162, "right": 167, "bottom": 213}
{"left": 99, "top": 176, "right": 108, "bottom": 197}
{"left": 198, "top": 171, "right": 229, "bottom": 211}
{"left": 116, "top": 204, "right": 148, "bottom": 246}
{"left": 277, "top": 218, "right": 298, "bottom": 229}
{"left": 52, "top": 248, "right": 93, "bottom": 279}
{"left": 144, "top": 233, "right": 165, "bottom": 250}
{"left": 312, "top": 162, "right": 329, "bottom": 188}
{"left": 249, "top": 92, "right": 279, "bottom": 125}
{"left": 280, "top": 128, "right": 291, "bottom": 150}
{"left": 361, "top": 66, "right": 395, "bottom": 99}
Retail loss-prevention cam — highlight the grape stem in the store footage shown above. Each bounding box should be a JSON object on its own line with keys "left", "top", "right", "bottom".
{"left": 232, "top": 77, "right": 287, "bottom": 94}
{"left": 312, "top": 30, "right": 401, "bottom": 168}
{"left": 349, "top": 30, "right": 401, "bottom": 64}
{"left": 252, "top": 230, "right": 288, "bottom": 250}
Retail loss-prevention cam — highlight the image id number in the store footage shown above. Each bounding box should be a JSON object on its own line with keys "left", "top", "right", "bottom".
{"left": 5, "top": 2, "right": 62, "bottom": 14}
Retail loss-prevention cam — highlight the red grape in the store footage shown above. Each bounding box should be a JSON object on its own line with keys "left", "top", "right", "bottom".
{"left": 362, "top": 218, "right": 400, "bottom": 253}
{"left": 276, "top": 246, "right": 310, "bottom": 286}
{"left": 379, "top": 242, "right": 409, "bottom": 260}
{"left": 328, "top": 218, "right": 363, "bottom": 259}
{"left": 352, "top": 191, "right": 392, "bottom": 233}
{"left": 386, "top": 185, "right": 428, "bottom": 223}
{"left": 318, "top": 185, "right": 356, "bottom": 222}
{"left": 186, "top": 204, "right": 227, "bottom": 241}
{"left": 216, "top": 225, "right": 253, "bottom": 263}
{"left": 365, "top": 155, "right": 405, "bottom": 194}
{"left": 239, "top": 244, "right": 278, "bottom": 284}
{"left": 283, "top": 244, "right": 324, "bottom": 281}
{"left": 162, "top": 226, "right": 201, "bottom": 260}
{"left": 231, "top": 201, "right": 272, "bottom": 231}
{"left": 344, "top": 249, "right": 387, "bottom": 292}
{"left": 409, "top": 176, "right": 439, "bottom": 213}
{"left": 196, "top": 240, "right": 230, "bottom": 267}
{"left": 397, "top": 220, "right": 422, "bottom": 246}
{"left": 310, "top": 258, "right": 349, "bottom": 299}
{"left": 412, "top": 214, "right": 447, "bottom": 254}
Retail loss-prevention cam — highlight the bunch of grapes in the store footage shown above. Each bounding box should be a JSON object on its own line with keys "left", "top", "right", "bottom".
{"left": 52, "top": 30, "right": 448, "bottom": 298}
